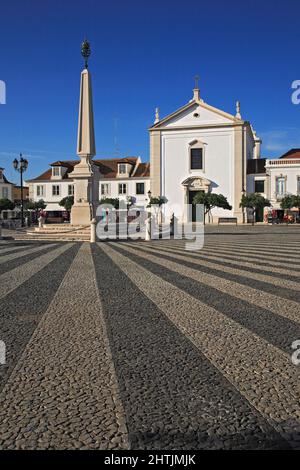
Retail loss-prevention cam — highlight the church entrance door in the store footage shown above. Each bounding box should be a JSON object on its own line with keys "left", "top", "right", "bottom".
{"left": 188, "top": 190, "right": 203, "bottom": 222}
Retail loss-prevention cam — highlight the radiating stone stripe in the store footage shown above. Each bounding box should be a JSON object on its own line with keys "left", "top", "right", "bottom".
{"left": 113, "top": 243, "right": 300, "bottom": 353}
{"left": 142, "top": 244, "right": 300, "bottom": 280}
{"left": 164, "top": 244, "right": 300, "bottom": 270}
{"left": 0, "top": 243, "right": 129, "bottom": 450}
{"left": 0, "top": 243, "right": 80, "bottom": 396}
{"left": 0, "top": 243, "right": 58, "bottom": 273}
{"left": 93, "top": 243, "right": 288, "bottom": 450}
{"left": 203, "top": 242, "right": 300, "bottom": 256}
{"left": 0, "top": 243, "right": 74, "bottom": 299}
{"left": 116, "top": 243, "right": 300, "bottom": 325}
{"left": 131, "top": 243, "right": 300, "bottom": 292}
{"left": 0, "top": 244, "right": 35, "bottom": 255}
{"left": 102, "top": 242, "right": 299, "bottom": 449}
{"left": 162, "top": 240, "right": 300, "bottom": 260}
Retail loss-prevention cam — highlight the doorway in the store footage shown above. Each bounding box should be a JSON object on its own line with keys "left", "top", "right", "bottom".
{"left": 188, "top": 190, "right": 203, "bottom": 222}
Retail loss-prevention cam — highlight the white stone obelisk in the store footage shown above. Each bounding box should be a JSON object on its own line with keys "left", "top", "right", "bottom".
{"left": 70, "top": 40, "right": 100, "bottom": 226}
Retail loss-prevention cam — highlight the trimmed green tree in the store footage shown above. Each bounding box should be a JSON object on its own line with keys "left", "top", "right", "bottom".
{"left": 193, "top": 192, "right": 232, "bottom": 224}
{"left": 59, "top": 196, "right": 74, "bottom": 212}
{"left": 240, "top": 193, "right": 270, "bottom": 225}
{"left": 280, "top": 195, "right": 300, "bottom": 210}
{"left": 25, "top": 199, "right": 46, "bottom": 211}
{"left": 0, "top": 198, "right": 15, "bottom": 213}
{"left": 99, "top": 197, "right": 120, "bottom": 209}
{"left": 146, "top": 196, "right": 167, "bottom": 208}
{"left": 281, "top": 195, "right": 300, "bottom": 223}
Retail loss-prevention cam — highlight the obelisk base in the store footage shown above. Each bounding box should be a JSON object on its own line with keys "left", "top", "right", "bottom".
{"left": 71, "top": 203, "right": 93, "bottom": 226}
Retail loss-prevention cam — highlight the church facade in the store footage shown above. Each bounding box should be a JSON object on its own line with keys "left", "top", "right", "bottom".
{"left": 149, "top": 86, "right": 262, "bottom": 223}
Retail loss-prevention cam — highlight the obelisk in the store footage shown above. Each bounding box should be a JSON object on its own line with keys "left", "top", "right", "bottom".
{"left": 70, "top": 39, "right": 100, "bottom": 225}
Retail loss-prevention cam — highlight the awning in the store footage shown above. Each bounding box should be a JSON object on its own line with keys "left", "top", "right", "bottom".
{"left": 45, "top": 203, "right": 64, "bottom": 211}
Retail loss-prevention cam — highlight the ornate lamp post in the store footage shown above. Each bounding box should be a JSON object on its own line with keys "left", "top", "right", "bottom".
{"left": 13, "top": 154, "right": 28, "bottom": 227}
{"left": 242, "top": 187, "right": 246, "bottom": 224}
{"left": 81, "top": 39, "right": 91, "bottom": 69}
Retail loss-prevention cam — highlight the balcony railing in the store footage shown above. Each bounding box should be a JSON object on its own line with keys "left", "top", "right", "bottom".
{"left": 273, "top": 192, "right": 293, "bottom": 201}
{"left": 267, "top": 159, "right": 300, "bottom": 166}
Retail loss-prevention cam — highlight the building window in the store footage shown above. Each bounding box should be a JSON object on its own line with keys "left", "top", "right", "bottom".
{"left": 52, "top": 185, "right": 60, "bottom": 196}
{"left": 2, "top": 187, "right": 8, "bottom": 199}
{"left": 276, "top": 176, "right": 285, "bottom": 196}
{"left": 52, "top": 166, "right": 60, "bottom": 177}
{"left": 118, "top": 183, "right": 127, "bottom": 195}
{"left": 136, "top": 183, "right": 145, "bottom": 195}
{"left": 101, "top": 183, "right": 110, "bottom": 196}
{"left": 118, "top": 164, "right": 126, "bottom": 174}
{"left": 297, "top": 176, "right": 300, "bottom": 195}
{"left": 68, "top": 185, "right": 74, "bottom": 196}
{"left": 190, "top": 148, "right": 203, "bottom": 170}
{"left": 37, "top": 185, "right": 44, "bottom": 197}
{"left": 254, "top": 180, "right": 265, "bottom": 193}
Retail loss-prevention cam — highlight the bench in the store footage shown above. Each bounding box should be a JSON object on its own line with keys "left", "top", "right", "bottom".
{"left": 218, "top": 217, "right": 238, "bottom": 225}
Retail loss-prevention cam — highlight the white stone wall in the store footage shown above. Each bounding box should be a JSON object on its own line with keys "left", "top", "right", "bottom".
{"left": 161, "top": 127, "right": 235, "bottom": 220}
{"left": 0, "top": 183, "right": 13, "bottom": 201}
{"left": 29, "top": 177, "right": 150, "bottom": 211}
{"left": 267, "top": 162, "right": 300, "bottom": 207}
{"left": 99, "top": 178, "right": 150, "bottom": 207}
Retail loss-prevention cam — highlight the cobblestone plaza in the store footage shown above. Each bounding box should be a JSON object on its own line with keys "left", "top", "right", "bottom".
{"left": 0, "top": 226, "right": 299, "bottom": 450}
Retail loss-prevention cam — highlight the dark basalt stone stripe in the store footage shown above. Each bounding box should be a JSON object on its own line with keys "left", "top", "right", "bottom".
{"left": 157, "top": 245, "right": 300, "bottom": 271}
{"left": 0, "top": 243, "right": 81, "bottom": 393}
{"left": 91, "top": 243, "right": 289, "bottom": 450}
{"left": 128, "top": 242, "right": 300, "bottom": 304}
{"left": 131, "top": 243, "right": 300, "bottom": 283}
{"left": 0, "top": 243, "right": 60, "bottom": 275}
{"left": 0, "top": 242, "right": 34, "bottom": 253}
{"left": 111, "top": 243, "right": 300, "bottom": 355}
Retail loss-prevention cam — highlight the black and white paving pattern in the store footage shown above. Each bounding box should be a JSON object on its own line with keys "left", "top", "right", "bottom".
{"left": 0, "top": 226, "right": 299, "bottom": 450}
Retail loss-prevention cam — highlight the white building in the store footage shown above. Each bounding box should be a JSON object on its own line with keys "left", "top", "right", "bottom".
{"left": 0, "top": 167, "right": 13, "bottom": 201}
{"left": 247, "top": 149, "right": 300, "bottom": 222}
{"left": 27, "top": 157, "right": 150, "bottom": 216}
{"left": 149, "top": 86, "right": 261, "bottom": 223}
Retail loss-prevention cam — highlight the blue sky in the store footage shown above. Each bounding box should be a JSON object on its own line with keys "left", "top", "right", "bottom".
{"left": 0, "top": 0, "right": 300, "bottom": 183}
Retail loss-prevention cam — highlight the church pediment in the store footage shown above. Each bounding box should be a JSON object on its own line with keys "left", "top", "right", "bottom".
{"left": 150, "top": 99, "right": 242, "bottom": 130}
{"left": 181, "top": 176, "right": 211, "bottom": 191}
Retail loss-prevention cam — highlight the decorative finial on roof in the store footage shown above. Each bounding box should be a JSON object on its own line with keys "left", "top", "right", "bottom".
{"left": 81, "top": 39, "right": 91, "bottom": 69}
{"left": 235, "top": 100, "right": 241, "bottom": 119}
{"left": 193, "top": 75, "right": 200, "bottom": 101}
{"left": 154, "top": 107, "right": 160, "bottom": 124}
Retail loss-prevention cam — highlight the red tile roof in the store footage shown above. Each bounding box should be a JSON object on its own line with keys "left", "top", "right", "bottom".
{"left": 28, "top": 157, "right": 150, "bottom": 181}
{"left": 280, "top": 149, "right": 300, "bottom": 159}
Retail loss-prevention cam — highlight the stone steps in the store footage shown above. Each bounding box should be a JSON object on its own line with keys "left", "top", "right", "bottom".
{"left": 18, "top": 224, "right": 92, "bottom": 242}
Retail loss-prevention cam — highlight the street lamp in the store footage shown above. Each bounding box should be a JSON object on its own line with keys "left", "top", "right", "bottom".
{"left": 13, "top": 154, "right": 28, "bottom": 227}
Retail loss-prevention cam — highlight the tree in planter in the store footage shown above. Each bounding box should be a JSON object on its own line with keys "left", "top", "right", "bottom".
{"left": 25, "top": 199, "right": 46, "bottom": 211}
{"left": 193, "top": 192, "right": 232, "bottom": 224}
{"left": 281, "top": 195, "right": 300, "bottom": 223}
{"left": 240, "top": 193, "right": 270, "bottom": 225}
{"left": 0, "top": 198, "right": 15, "bottom": 213}
{"left": 59, "top": 196, "right": 74, "bottom": 212}
{"left": 99, "top": 197, "right": 119, "bottom": 209}
{"left": 146, "top": 196, "right": 167, "bottom": 208}
{"left": 146, "top": 196, "right": 168, "bottom": 225}
{"left": 25, "top": 199, "right": 46, "bottom": 224}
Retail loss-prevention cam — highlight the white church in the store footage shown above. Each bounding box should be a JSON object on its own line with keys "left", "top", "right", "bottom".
{"left": 26, "top": 42, "right": 300, "bottom": 226}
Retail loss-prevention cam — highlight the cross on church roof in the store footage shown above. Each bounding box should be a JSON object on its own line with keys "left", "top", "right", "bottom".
{"left": 194, "top": 75, "right": 200, "bottom": 89}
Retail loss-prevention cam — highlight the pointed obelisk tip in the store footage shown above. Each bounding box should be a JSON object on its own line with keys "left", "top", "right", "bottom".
{"left": 81, "top": 39, "right": 91, "bottom": 69}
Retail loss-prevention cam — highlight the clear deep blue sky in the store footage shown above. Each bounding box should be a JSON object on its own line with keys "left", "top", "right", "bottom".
{"left": 1, "top": 0, "right": 300, "bottom": 183}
